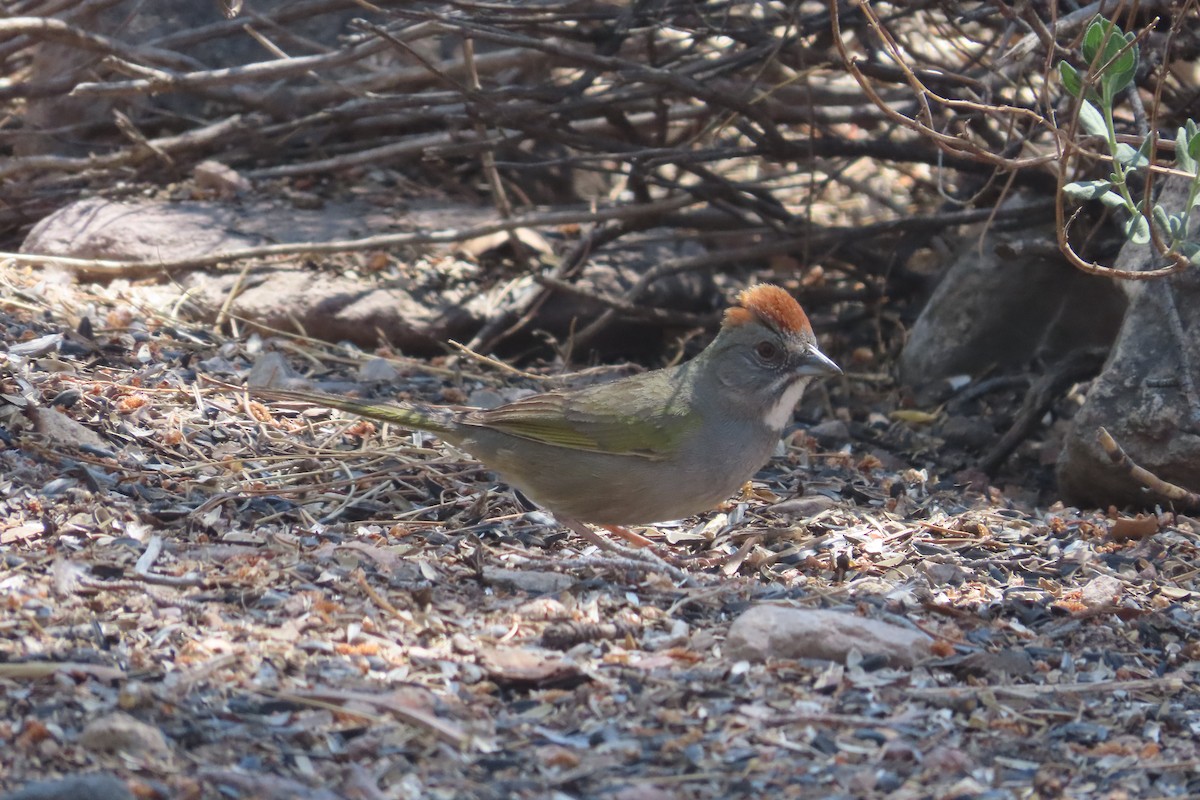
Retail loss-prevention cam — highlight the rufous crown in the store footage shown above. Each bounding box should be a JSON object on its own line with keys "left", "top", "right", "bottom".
{"left": 722, "top": 284, "right": 812, "bottom": 335}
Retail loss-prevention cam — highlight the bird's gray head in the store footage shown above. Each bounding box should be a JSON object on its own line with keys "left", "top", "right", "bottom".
{"left": 705, "top": 284, "right": 841, "bottom": 431}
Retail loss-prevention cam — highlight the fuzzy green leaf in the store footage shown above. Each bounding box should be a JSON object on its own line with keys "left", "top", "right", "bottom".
{"left": 1082, "top": 18, "right": 1108, "bottom": 64}
{"left": 1059, "top": 62, "right": 1083, "bottom": 98}
{"left": 1123, "top": 214, "right": 1151, "bottom": 244}
{"left": 1167, "top": 213, "right": 1184, "bottom": 237}
{"left": 1063, "top": 180, "right": 1114, "bottom": 202}
{"left": 1177, "top": 128, "right": 1197, "bottom": 174}
{"left": 1116, "top": 142, "right": 1148, "bottom": 170}
{"left": 1178, "top": 241, "right": 1200, "bottom": 266}
{"left": 1080, "top": 18, "right": 1138, "bottom": 103}
{"left": 1087, "top": 18, "right": 1131, "bottom": 66}
{"left": 1110, "top": 38, "right": 1138, "bottom": 74}
{"left": 1099, "top": 191, "right": 1128, "bottom": 210}
{"left": 1077, "top": 101, "right": 1108, "bottom": 138}
{"left": 1152, "top": 205, "right": 1170, "bottom": 237}
{"left": 1103, "top": 66, "right": 1136, "bottom": 101}
{"left": 1103, "top": 41, "right": 1138, "bottom": 97}
{"left": 1127, "top": 136, "right": 1154, "bottom": 172}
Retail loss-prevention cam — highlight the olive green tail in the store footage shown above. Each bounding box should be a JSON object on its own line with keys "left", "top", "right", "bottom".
{"left": 250, "top": 386, "right": 457, "bottom": 437}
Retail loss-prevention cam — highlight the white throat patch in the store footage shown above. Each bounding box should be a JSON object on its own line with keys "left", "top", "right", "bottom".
{"left": 764, "top": 377, "right": 811, "bottom": 432}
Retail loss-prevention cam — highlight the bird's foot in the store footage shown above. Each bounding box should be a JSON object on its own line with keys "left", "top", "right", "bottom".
{"left": 557, "top": 517, "right": 692, "bottom": 583}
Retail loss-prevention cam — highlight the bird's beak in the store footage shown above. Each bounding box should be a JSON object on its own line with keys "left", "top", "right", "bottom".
{"left": 795, "top": 347, "right": 841, "bottom": 377}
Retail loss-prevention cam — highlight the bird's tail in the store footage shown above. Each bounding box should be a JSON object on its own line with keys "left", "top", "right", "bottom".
{"left": 251, "top": 386, "right": 458, "bottom": 438}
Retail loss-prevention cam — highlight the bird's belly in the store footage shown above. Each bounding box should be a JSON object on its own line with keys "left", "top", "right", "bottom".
{"left": 463, "top": 432, "right": 777, "bottom": 526}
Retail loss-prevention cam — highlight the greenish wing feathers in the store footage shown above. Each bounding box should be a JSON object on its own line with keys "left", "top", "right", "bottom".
{"left": 469, "top": 387, "right": 695, "bottom": 460}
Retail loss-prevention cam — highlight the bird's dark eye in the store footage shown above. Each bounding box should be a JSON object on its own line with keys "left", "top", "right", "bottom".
{"left": 755, "top": 340, "right": 780, "bottom": 361}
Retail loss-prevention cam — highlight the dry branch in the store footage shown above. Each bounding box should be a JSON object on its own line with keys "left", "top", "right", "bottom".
{"left": 1098, "top": 427, "right": 1200, "bottom": 509}
{"left": 3, "top": 2, "right": 1197, "bottom": 312}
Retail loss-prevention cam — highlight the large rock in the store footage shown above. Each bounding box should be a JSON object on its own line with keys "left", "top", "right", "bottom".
{"left": 1058, "top": 178, "right": 1200, "bottom": 506}
{"left": 899, "top": 220, "right": 1124, "bottom": 385}
{"left": 21, "top": 196, "right": 417, "bottom": 266}
{"left": 22, "top": 196, "right": 715, "bottom": 355}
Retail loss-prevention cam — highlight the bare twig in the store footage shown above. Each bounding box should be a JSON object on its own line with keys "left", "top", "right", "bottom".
{"left": 1098, "top": 427, "right": 1200, "bottom": 509}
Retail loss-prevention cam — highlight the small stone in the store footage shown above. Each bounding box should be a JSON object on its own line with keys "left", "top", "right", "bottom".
{"left": 477, "top": 646, "right": 582, "bottom": 687}
{"left": 78, "top": 712, "right": 171, "bottom": 758}
{"left": 958, "top": 648, "right": 1035, "bottom": 678}
{"left": 922, "top": 561, "right": 968, "bottom": 586}
{"left": 288, "top": 190, "right": 325, "bottom": 209}
{"left": 807, "top": 420, "right": 851, "bottom": 447}
{"left": 482, "top": 567, "right": 574, "bottom": 595}
{"left": 247, "top": 351, "right": 302, "bottom": 389}
{"left": 7, "top": 333, "right": 63, "bottom": 358}
{"left": 1080, "top": 574, "right": 1123, "bottom": 608}
{"left": 924, "top": 745, "right": 973, "bottom": 773}
{"left": 770, "top": 494, "right": 839, "bottom": 518}
{"left": 193, "top": 160, "right": 251, "bottom": 198}
{"left": 356, "top": 357, "right": 400, "bottom": 384}
{"left": 939, "top": 415, "right": 994, "bottom": 450}
{"left": 881, "top": 739, "right": 919, "bottom": 762}
{"left": 29, "top": 407, "right": 111, "bottom": 453}
{"left": 467, "top": 389, "right": 509, "bottom": 409}
{"left": 517, "top": 597, "right": 569, "bottom": 621}
{"left": 1050, "top": 721, "right": 1109, "bottom": 744}
{"left": 724, "top": 606, "right": 932, "bottom": 667}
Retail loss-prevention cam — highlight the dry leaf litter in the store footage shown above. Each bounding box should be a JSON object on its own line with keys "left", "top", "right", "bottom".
{"left": 0, "top": 269, "right": 1197, "bottom": 800}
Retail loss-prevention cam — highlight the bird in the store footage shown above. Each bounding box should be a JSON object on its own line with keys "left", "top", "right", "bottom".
{"left": 252, "top": 284, "right": 839, "bottom": 549}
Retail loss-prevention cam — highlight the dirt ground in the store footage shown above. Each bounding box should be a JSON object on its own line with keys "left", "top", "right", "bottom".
{"left": 1, "top": 254, "right": 1198, "bottom": 800}
{"left": 5, "top": 1, "right": 1200, "bottom": 796}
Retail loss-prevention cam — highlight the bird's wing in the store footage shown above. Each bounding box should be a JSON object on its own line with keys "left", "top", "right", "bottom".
{"left": 468, "top": 379, "right": 696, "bottom": 460}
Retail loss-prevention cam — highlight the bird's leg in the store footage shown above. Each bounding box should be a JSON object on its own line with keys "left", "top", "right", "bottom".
{"left": 599, "top": 524, "right": 656, "bottom": 548}
{"left": 558, "top": 516, "right": 622, "bottom": 552}
{"left": 556, "top": 516, "right": 688, "bottom": 578}
{"left": 556, "top": 516, "right": 648, "bottom": 554}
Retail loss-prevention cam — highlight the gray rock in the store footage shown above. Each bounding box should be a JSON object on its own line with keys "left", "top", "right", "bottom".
{"left": 1058, "top": 178, "right": 1200, "bottom": 507}
{"left": 770, "top": 494, "right": 840, "bottom": 518}
{"left": 466, "top": 389, "right": 510, "bottom": 409}
{"left": 78, "top": 712, "right": 171, "bottom": 757}
{"left": 356, "top": 358, "right": 401, "bottom": 384}
{"left": 807, "top": 419, "right": 851, "bottom": 447}
{"left": 899, "top": 212, "right": 1124, "bottom": 385}
{"left": 22, "top": 196, "right": 418, "bottom": 268}
{"left": 922, "top": 561, "right": 969, "bottom": 586}
{"left": 958, "top": 648, "right": 1035, "bottom": 678}
{"left": 482, "top": 567, "right": 575, "bottom": 594}
{"left": 23, "top": 198, "right": 715, "bottom": 357}
{"left": 247, "top": 352, "right": 302, "bottom": 389}
{"left": 724, "top": 605, "right": 931, "bottom": 667}
{"left": 1080, "top": 574, "right": 1123, "bottom": 608}
{"left": 938, "top": 416, "right": 994, "bottom": 450}
{"left": 21, "top": 197, "right": 485, "bottom": 352}
{"left": 193, "top": 160, "right": 252, "bottom": 198}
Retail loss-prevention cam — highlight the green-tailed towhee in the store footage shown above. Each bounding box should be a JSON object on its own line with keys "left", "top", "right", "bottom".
{"left": 253, "top": 284, "right": 839, "bottom": 538}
